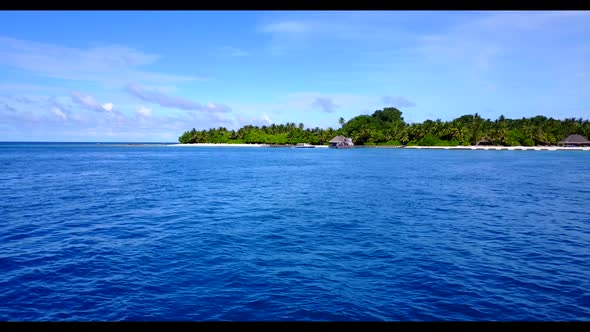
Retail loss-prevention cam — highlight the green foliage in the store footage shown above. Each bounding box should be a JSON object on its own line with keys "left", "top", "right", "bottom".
{"left": 378, "top": 140, "right": 402, "bottom": 146}
{"left": 417, "top": 134, "right": 441, "bottom": 146}
{"left": 414, "top": 134, "right": 461, "bottom": 146}
{"left": 372, "top": 107, "right": 404, "bottom": 124}
{"left": 504, "top": 130, "right": 526, "bottom": 146}
{"left": 448, "top": 140, "right": 462, "bottom": 146}
{"left": 522, "top": 138, "right": 535, "bottom": 146}
{"left": 178, "top": 109, "right": 590, "bottom": 147}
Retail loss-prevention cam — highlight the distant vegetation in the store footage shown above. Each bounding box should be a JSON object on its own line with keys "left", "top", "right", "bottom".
{"left": 178, "top": 107, "right": 590, "bottom": 146}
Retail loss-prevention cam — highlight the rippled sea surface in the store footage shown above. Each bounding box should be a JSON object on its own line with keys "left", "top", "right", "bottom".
{"left": 1, "top": 143, "right": 589, "bottom": 321}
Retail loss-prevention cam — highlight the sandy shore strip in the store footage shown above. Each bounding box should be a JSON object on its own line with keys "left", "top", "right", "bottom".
{"left": 403, "top": 146, "right": 590, "bottom": 151}
{"left": 167, "top": 143, "right": 589, "bottom": 151}
{"left": 168, "top": 143, "right": 330, "bottom": 148}
{"left": 168, "top": 143, "right": 271, "bottom": 147}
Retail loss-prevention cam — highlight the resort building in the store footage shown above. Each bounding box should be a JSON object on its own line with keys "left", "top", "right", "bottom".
{"left": 329, "top": 136, "right": 354, "bottom": 148}
{"left": 558, "top": 134, "right": 590, "bottom": 147}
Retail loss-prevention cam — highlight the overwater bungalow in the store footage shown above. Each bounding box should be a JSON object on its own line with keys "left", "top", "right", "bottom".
{"left": 329, "top": 136, "right": 354, "bottom": 148}
{"left": 558, "top": 134, "right": 590, "bottom": 147}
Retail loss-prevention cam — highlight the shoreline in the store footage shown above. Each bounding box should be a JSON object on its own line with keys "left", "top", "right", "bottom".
{"left": 402, "top": 146, "right": 590, "bottom": 151}
{"left": 168, "top": 143, "right": 590, "bottom": 151}
{"left": 168, "top": 143, "right": 329, "bottom": 148}
{"left": 169, "top": 143, "right": 271, "bottom": 148}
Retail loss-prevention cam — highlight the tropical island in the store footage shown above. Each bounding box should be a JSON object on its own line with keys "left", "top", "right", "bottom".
{"left": 178, "top": 107, "right": 590, "bottom": 147}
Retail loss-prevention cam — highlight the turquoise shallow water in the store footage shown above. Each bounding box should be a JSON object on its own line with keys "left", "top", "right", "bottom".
{"left": 0, "top": 143, "right": 589, "bottom": 321}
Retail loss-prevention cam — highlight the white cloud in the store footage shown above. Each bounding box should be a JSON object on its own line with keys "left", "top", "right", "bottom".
{"left": 136, "top": 106, "right": 152, "bottom": 117}
{"left": 126, "top": 84, "right": 231, "bottom": 113}
{"left": 71, "top": 91, "right": 102, "bottom": 112}
{"left": 52, "top": 107, "right": 67, "bottom": 120}
{"left": 1, "top": 105, "right": 196, "bottom": 142}
{"left": 71, "top": 91, "right": 116, "bottom": 114}
{"left": 0, "top": 36, "right": 203, "bottom": 88}
{"left": 102, "top": 102, "right": 113, "bottom": 112}
{"left": 0, "top": 93, "right": 234, "bottom": 142}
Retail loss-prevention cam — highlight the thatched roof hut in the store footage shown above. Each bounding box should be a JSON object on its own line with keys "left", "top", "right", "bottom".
{"left": 329, "top": 135, "right": 354, "bottom": 148}
{"left": 558, "top": 134, "right": 590, "bottom": 146}
{"left": 329, "top": 136, "right": 345, "bottom": 143}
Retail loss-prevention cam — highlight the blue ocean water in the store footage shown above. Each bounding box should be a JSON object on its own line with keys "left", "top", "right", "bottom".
{"left": 1, "top": 143, "right": 589, "bottom": 321}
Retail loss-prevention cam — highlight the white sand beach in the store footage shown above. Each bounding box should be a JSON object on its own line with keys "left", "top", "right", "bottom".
{"left": 403, "top": 146, "right": 590, "bottom": 151}
{"left": 169, "top": 143, "right": 330, "bottom": 148}
{"left": 167, "top": 143, "right": 589, "bottom": 151}
{"left": 168, "top": 143, "right": 271, "bottom": 147}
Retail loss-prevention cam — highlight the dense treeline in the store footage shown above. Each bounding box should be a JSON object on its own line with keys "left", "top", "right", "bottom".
{"left": 179, "top": 107, "right": 590, "bottom": 146}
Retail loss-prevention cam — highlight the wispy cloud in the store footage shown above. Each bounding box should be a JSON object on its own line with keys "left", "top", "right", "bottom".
{"left": 219, "top": 46, "right": 249, "bottom": 57}
{"left": 52, "top": 106, "right": 67, "bottom": 120}
{"left": 474, "top": 11, "right": 590, "bottom": 32}
{"left": 382, "top": 95, "right": 416, "bottom": 108}
{"left": 414, "top": 11, "right": 590, "bottom": 74}
{"left": 0, "top": 96, "right": 70, "bottom": 127}
{"left": 229, "top": 92, "right": 374, "bottom": 124}
{"left": 285, "top": 92, "right": 366, "bottom": 114}
{"left": 0, "top": 90, "right": 239, "bottom": 141}
{"left": 258, "top": 19, "right": 313, "bottom": 55}
{"left": 205, "top": 111, "right": 236, "bottom": 127}
{"left": 13, "top": 96, "right": 36, "bottom": 104}
{"left": 136, "top": 106, "right": 152, "bottom": 118}
{"left": 258, "top": 12, "right": 414, "bottom": 40}
{"left": 0, "top": 36, "right": 203, "bottom": 87}
{"left": 237, "top": 114, "right": 272, "bottom": 127}
{"left": 261, "top": 21, "right": 310, "bottom": 34}
{"left": 126, "top": 84, "right": 231, "bottom": 113}
{"left": 0, "top": 107, "right": 41, "bottom": 125}
{"left": 311, "top": 97, "right": 339, "bottom": 113}
{"left": 1, "top": 102, "right": 18, "bottom": 113}
{"left": 0, "top": 83, "right": 69, "bottom": 94}
{"left": 0, "top": 96, "right": 208, "bottom": 142}
{"left": 227, "top": 91, "right": 385, "bottom": 129}
{"left": 71, "top": 91, "right": 114, "bottom": 113}
{"left": 257, "top": 12, "right": 418, "bottom": 55}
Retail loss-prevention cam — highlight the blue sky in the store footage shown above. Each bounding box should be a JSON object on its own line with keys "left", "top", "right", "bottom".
{"left": 0, "top": 11, "right": 589, "bottom": 142}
